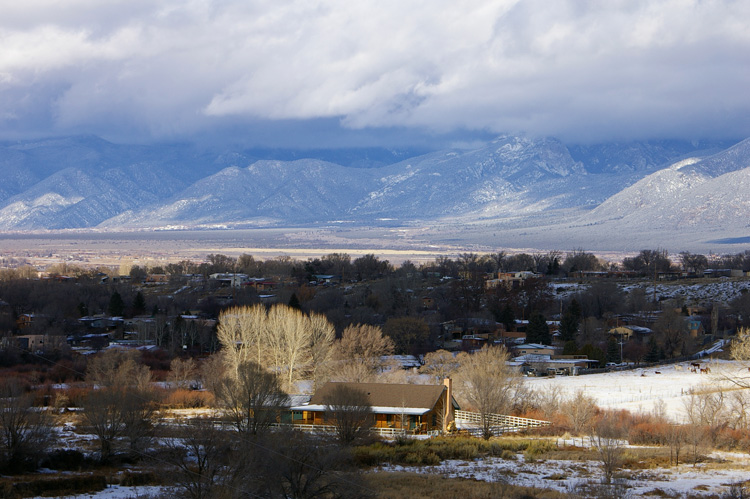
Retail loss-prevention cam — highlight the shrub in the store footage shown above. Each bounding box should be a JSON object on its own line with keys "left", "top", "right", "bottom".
{"left": 41, "top": 450, "right": 88, "bottom": 471}
{"left": 523, "top": 439, "right": 555, "bottom": 460}
{"left": 119, "top": 471, "right": 159, "bottom": 486}
{"left": 59, "top": 385, "right": 91, "bottom": 408}
{"left": 163, "top": 388, "right": 214, "bottom": 408}
{"left": 9, "top": 474, "right": 107, "bottom": 498}
{"left": 353, "top": 444, "right": 396, "bottom": 466}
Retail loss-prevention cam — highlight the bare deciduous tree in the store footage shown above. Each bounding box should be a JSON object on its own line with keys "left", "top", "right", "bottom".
{"left": 591, "top": 413, "right": 624, "bottom": 484}
{"left": 215, "top": 361, "right": 287, "bottom": 435}
{"left": 168, "top": 357, "right": 198, "bottom": 389}
{"left": 0, "top": 378, "right": 51, "bottom": 473}
{"left": 728, "top": 327, "right": 750, "bottom": 388}
{"left": 82, "top": 387, "right": 128, "bottom": 461}
{"left": 563, "top": 390, "right": 598, "bottom": 435}
{"left": 666, "top": 423, "right": 685, "bottom": 466}
{"left": 454, "top": 345, "right": 521, "bottom": 439}
{"left": 323, "top": 384, "right": 373, "bottom": 445}
{"left": 230, "top": 430, "right": 364, "bottom": 499}
{"left": 83, "top": 350, "right": 156, "bottom": 462}
{"left": 331, "top": 324, "right": 394, "bottom": 383}
{"left": 199, "top": 351, "right": 227, "bottom": 394}
{"left": 164, "top": 418, "right": 232, "bottom": 499}
{"left": 420, "top": 349, "right": 460, "bottom": 383}
{"left": 217, "top": 304, "right": 334, "bottom": 391}
{"left": 308, "top": 311, "right": 336, "bottom": 389}
{"left": 217, "top": 304, "right": 267, "bottom": 378}
{"left": 86, "top": 349, "right": 152, "bottom": 389}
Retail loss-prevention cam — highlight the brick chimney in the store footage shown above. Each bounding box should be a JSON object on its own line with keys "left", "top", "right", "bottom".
{"left": 443, "top": 377, "right": 454, "bottom": 433}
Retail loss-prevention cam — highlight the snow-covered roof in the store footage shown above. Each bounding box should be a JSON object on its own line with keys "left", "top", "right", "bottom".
{"left": 514, "top": 343, "right": 556, "bottom": 349}
{"left": 290, "top": 404, "right": 430, "bottom": 416}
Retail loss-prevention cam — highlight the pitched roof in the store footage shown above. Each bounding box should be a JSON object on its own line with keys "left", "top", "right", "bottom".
{"left": 307, "top": 381, "right": 446, "bottom": 412}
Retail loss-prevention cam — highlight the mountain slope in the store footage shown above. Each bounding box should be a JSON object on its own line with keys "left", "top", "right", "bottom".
{"left": 580, "top": 137, "right": 750, "bottom": 230}
{"left": 352, "top": 136, "right": 587, "bottom": 219}
{"left": 0, "top": 134, "right": 741, "bottom": 232}
{"left": 103, "top": 159, "right": 378, "bottom": 227}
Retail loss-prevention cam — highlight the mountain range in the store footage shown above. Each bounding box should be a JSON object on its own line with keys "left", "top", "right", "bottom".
{"left": 0, "top": 134, "right": 748, "bottom": 251}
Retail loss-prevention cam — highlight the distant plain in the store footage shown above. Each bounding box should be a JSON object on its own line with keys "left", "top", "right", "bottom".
{"left": 2, "top": 214, "right": 749, "bottom": 269}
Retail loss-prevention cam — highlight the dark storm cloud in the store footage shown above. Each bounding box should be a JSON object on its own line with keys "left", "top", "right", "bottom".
{"left": 1, "top": 0, "right": 749, "bottom": 145}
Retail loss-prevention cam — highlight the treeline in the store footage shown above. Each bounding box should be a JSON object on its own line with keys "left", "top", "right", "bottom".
{"left": 127, "top": 248, "right": 750, "bottom": 281}
{"left": 3, "top": 248, "right": 750, "bottom": 283}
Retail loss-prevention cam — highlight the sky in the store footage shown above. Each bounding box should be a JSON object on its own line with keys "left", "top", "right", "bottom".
{"left": 1, "top": 0, "right": 750, "bottom": 148}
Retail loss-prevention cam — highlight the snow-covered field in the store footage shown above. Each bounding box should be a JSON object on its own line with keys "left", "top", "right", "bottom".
{"left": 30, "top": 485, "right": 166, "bottom": 499}
{"left": 383, "top": 450, "right": 750, "bottom": 498}
{"left": 526, "top": 359, "right": 750, "bottom": 421}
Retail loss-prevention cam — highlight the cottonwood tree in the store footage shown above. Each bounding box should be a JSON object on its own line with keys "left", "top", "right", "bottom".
{"left": 420, "top": 349, "right": 460, "bottom": 383}
{"left": 217, "top": 304, "right": 267, "bottom": 378}
{"left": 323, "top": 384, "right": 373, "bottom": 445}
{"left": 215, "top": 361, "right": 287, "bottom": 435}
{"left": 331, "top": 324, "right": 395, "bottom": 383}
{"left": 120, "top": 387, "right": 159, "bottom": 456}
{"left": 308, "top": 311, "right": 336, "bottom": 389}
{"left": 455, "top": 345, "right": 521, "bottom": 439}
{"left": 217, "top": 304, "right": 335, "bottom": 390}
{"left": 0, "top": 378, "right": 51, "bottom": 473}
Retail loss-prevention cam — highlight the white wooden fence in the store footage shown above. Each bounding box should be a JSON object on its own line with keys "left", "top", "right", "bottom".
{"left": 453, "top": 410, "right": 551, "bottom": 434}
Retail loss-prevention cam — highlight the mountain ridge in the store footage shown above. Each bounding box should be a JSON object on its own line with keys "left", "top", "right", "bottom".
{"left": 0, "top": 135, "right": 746, "bottom": 240}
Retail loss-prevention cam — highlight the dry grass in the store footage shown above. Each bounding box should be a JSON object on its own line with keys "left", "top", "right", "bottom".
{"left": 354, "top": 436, "right": 558, "bottom": 467}
{"left": 364, "top": 471, "right": 568, "bottom": 499}
{"left": 621, "top": 447, "right": 673, "bottom": 469}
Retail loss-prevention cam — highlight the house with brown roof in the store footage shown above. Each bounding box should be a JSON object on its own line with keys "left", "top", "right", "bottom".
{"left": 291, "top": 379, "right": 459, "bottom": 434}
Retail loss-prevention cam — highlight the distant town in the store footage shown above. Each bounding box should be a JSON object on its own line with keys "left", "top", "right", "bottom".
{"left": 1, "top": 248, "right": 750, "bottom": 497}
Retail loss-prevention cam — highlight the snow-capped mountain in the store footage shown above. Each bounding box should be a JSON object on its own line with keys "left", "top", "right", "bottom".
{"left": 0, "top": 134, "right": 745, "bottom": 236}
{"left": 103, "top": 159, "right": 377, "bottom": 227}
{"left": 581, "top": 138, "right": 750, "bottom": 230}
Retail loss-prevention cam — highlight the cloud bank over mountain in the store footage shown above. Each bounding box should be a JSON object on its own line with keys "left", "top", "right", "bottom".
{"left": 1, "top": 1, "right": 749, "bottom": 146}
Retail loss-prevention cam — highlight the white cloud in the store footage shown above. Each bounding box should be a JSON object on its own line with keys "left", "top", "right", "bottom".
{"left": 1, "top": 0, "right": 749, "bottom": 143}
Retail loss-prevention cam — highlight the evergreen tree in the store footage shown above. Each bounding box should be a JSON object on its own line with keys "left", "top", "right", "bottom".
{"left": 569, "top": 298, "right": 582, "bottom": 321}
{"left": 133, "top": 292, "right": 146, "bottom": 316}
{"left": 108, "top": 291, "right": 124, "bottom": 317}
{"left": 498, "top": 304, "right": 515, "bottom": 332}
{"left": 526, "top": 312, "right": 551, "bottom": 345}
{"left": 288, "top": 292, "right": 301, "bottom": 310}
{"left": 562, "top": 340, "right": 578, "bottom": 355}
{"left": 580, "top": 343, "right": 606, "bottom": 366}
{"left": 606, "top": 338, "right": 621, "bottom": 364}
{"left": 559, "top": 309, "right": 579, "bottom": 343}
{"left": 644, "top": 337, "right": 660, "bottom": 363}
